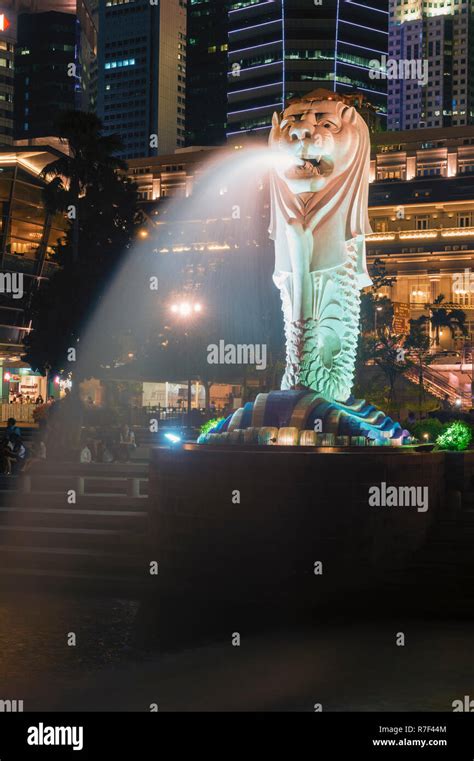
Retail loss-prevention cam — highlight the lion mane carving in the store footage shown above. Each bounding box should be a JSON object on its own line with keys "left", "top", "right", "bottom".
{"left": 268, "top": 89, "right": 373, "bottom": 401}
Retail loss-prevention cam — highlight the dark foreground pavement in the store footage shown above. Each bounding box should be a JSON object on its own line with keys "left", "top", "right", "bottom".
{"left": 0, "top": 591, "right": 473, "bottom": 712}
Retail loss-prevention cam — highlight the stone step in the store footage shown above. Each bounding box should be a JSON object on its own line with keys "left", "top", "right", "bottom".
{"left": 0, "top": 525, "right": 146, "bottom": 551}
{"left": 0, "top": 565, "right": 147, "bottom": 596}
{"left": 27, "top": 460, "right": 148, "bottom": 472}
{"left": 0, "top": 544, "right": 148, "bottom": 577}
{"left": 25, "top": 476, "right": 149, "bottom": 497}
{"left": 0, "top": 476, "right": 22, "bottom": 491}
{"left": 2, "top": 567, "right": 146, "bottom": 594}
{"left": 0, "top": 506, "right": 147, "bottom": 530}
{"left": 130, "top": 446, "right": 150, "bottom": 459}
{"left": 0, "top": 491, "right": 148, "bottom": 509}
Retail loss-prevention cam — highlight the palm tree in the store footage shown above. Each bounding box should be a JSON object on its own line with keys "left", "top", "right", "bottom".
{"left": 404, "top": 317, "right": 435, "bottom": 417}
{"left": 422, "top": 294, "right": 467, "bottom": 348}
{"left": 40, "top": 111, "right": 127, "bottom": 262}
{"left": 374, "top": 327, "right": 412, "bottom": 416}
{"left": 24, "top": 110, "right": 141, "bottom": 378}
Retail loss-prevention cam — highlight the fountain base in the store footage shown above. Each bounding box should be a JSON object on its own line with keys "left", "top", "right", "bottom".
{"left": 199, "top": 390, "right": 407, "bottom": 446}
{"left": 143, "top": 443, "right": 443, "bottom": 645}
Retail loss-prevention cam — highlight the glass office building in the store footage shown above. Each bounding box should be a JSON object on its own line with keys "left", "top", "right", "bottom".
{"left": 227, "top": 0, "right": 389, "bottom": 138}
{"left": 97, "top": 0, "right": 187, "bottom": 159}
{"left": 388, "top": 0, "right": 474, "bottom": 130}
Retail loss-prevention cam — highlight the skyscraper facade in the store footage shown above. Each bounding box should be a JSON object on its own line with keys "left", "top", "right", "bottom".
{"left": 227, "top": 0, "right": 389, "bottom": 139}
{"left": 1, "top": 1, "right": 97, "bottom": 143}
{"left": 77, "top": 0, "right": 98, "bottom": 113}
{"left": 186, "top": 0, "right": 229, "bottom": 146}
{"left": 14, "top": 10, "right": 77, "bottom": 141}
{"left": 0, "top": 4, "right": 16, "bottom": 146}
{"left": 97, "top": 0, "right": 187, "bottom": 160}
{"left": 388, "top": 0, "right": 473, "bottom": 130}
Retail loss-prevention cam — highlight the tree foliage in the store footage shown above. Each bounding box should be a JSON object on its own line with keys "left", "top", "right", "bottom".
{"left": 374, "top": 326, "right": 412, "bottom": 413}
{"left": 420, "top": 294, "right": 467, "bottom": 347}
{"left": 24, "top": 111, "right": 142, "bottom": 377}
{"left": 360, "top": 258, "right": 396, "bottom": 334}
{"left": 404, "top": 317, "right": 435, "bottom": 416}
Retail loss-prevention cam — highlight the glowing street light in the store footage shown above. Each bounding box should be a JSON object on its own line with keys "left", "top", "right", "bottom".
{"left": 373, "top": 305, "right": 384, "bottom": 362}
{"left": 169, "top": 299, "right": 204, "bottom": 420}
{"left": 170, "top": 300, "right": 203, "bottom": 318}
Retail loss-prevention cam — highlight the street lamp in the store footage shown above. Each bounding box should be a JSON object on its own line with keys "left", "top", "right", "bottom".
{"left": 374, "top": 305, "right": 383, "bottom": 362}
{"left": 169, "top": 299, "right": 204, "bottom": 421}
{"left": 374, "top": 305, "right": 383, "bottom": 333}
{"left": 171, "top": 302, "right": 201, "bottom": 318}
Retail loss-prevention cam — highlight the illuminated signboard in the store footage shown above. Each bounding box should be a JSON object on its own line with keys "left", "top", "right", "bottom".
{"left": 0, "top": 14, "right": 9, "bottom": 32}
{"left": 392, "top": 302, "right": 411, "bottom": 336}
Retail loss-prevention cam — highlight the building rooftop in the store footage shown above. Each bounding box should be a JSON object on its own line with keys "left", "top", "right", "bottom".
{"left": 372, "top": 126, "right": 474, "bottom": 150}
{"left": 4, "top": 1, "right": 76, "bottom": 12}
{"left": 0, "top": 144, "right": 66, "bottom": 175}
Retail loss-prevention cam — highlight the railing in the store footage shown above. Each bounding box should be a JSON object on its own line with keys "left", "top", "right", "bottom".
{"left": 367, "top": 226, "right": 474, "bottom": 242}
{"left": 0, "top": 404, "right": 217, "bottom": 427}
{"left": 405, "top": 365, "right": 472, "bottom": 409}
{"left": 129, "top": 405, "right": 228, "bottom": 427}
{"left": 0, "top": 403, "right": 36, "bottom": 422}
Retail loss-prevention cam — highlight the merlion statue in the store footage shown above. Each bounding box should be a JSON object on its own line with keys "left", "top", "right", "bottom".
{"left": 199, "top": 90, "right": 407, "bottom": 446}
{"left": 268, "top": 89, "right": 372, "bottom": 402}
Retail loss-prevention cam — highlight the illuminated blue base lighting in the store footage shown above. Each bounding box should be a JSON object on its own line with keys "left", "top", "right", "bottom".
{"left": 165, "top": 433, "right": 181, "bottom": 445}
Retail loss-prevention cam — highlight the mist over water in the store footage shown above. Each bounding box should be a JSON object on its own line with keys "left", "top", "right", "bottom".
{"left": 74, "top": 144, "right": 285, "bottom": 382}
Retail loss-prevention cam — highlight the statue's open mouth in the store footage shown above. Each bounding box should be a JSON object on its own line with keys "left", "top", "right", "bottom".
{"left": 284, "top": 154, "right": 333, "bottom": 179}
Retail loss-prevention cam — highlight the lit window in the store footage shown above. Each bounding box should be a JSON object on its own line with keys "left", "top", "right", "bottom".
{"left": 105, "top": 58, "right": 135, "bottom": 70}
{"left": 415, "top": 216, "right": 429, "bottom": 230}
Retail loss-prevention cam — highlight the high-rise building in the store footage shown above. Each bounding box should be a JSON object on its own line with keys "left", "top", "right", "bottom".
{"left": 186, "top": 0, "right": 230, "bottom": 146}
{"left": 14, "top": 10, "right": 77, "bottom": 141}
{"left": 77, "top": 0, "right": 99, "bottom": 113}
{"left": 0, "top": 4, "right": 17, "bottom": 146}
{"left": 2, "top": 1, "right": 97, "bottom": 143}
{"left": 227, "top": 0, "right": 389, "bottom": 139}
{"left": 388, "top": 0, "right": 473, "bottom": 130}
{"left": 97, "top": 0, "right": 187, "bottom": 160}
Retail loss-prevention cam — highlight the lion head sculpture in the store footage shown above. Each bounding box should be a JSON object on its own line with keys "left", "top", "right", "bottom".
{"left": 268, "top": 89, "right": 372, "bottom": 287}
